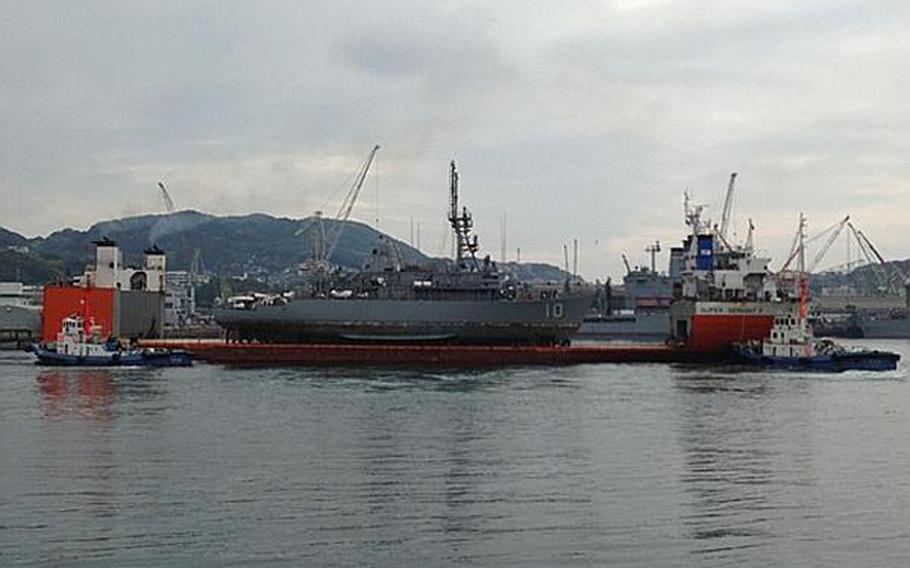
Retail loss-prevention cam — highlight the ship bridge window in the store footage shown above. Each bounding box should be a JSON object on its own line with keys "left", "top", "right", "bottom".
{"left": 130, "top": 271, "right": 147, "bottom": 291}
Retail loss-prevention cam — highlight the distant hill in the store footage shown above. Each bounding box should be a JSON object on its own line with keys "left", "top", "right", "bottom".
{"left": 0, "top": 227, "right": 29, "bottom": 248}
{"left": 0, "top": 249, "right": 66, "bottom": 283}
{"left": 1, "top": 211, "right": 570, "bottom": 285}
{"left": 28, "top": 210, "right": 429, "bottom": 276}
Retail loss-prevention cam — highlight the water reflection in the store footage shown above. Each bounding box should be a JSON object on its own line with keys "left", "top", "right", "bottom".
{"left": 37, "top": 369, "right": 116, "bottom": 421}
{"left": 439, "top": 402, "right": 484, "bottom": 541}
{"left": 673, "top": 368, "right": 772, "bottom": 396}
{"left": 673, "top": 371, "right": 813, "bottom": 558}
{"left": 31, "top": 369, "right": 123, "bottom": 561}
{"left": 274, "top": 365, "right": 562, "bottom": 394}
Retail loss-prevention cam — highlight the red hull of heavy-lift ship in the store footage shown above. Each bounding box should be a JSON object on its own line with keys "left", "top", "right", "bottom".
{"left": 689, "top": 312, "right": 774, "bottom": 352}
{"left": 671, "top": 299, "right": 795, "bottom": 354}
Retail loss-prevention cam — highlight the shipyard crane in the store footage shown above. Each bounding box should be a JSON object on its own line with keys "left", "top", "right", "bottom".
{"left": 807, "top": 215, "right": 849, "bottom": 273}
{"left": 299, "top": 211, "right": 328, "bottom": 263}
{"left": 621, "top": 253, "right": 632, "bottom": 275}
{"left": 777, "top": 215, "right": 906, "bottom": 296}
{"left": 780, "top": 215, "right": 849, "bottom": 273}
{"left": 157, "top": 181, "right": 176, "bottom": 214}
{"left": 718, "top": 172, "right": 738, "bottom": 247}
{"left": 325, "top": 144, "right": 380, "bottom": 262}
{"left": 744, "top": 218, "right": 755, "bottom": 253}
{"left": 848, "top": 223, "right": 907, "bottom": 295}
{"left": 295, "top": 145, "right": 380, "bottom": 264}
{"left": 848, "top": 223, "right": 891, "bottom": 293}
{"left": 190, "top": 248, "right": 203, "bottom": 285}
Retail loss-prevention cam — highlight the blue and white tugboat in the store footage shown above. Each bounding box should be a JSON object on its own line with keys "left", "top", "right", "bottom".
{"left": 732, "top": 313, "right": 900, "bottom": 372}
{"left": 733, "top": 215, "right": 899, "bottom": 372}
{"left": 31, "top": 315, "right": 193, "bottom": 367}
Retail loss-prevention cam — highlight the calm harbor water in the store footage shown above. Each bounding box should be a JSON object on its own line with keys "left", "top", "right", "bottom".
{"left": 3, "top": 341, "right": 910, "bottom": 567}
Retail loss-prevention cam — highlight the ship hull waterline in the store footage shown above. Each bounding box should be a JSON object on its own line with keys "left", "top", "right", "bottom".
{"left": 31, "top": 345, "right": 194, "bottom": 367}
{"left": 214, "top": 295, "right": 595, "bottom": 345}
{"left": 732, "top": 345, "right": 900, "bottom": 372}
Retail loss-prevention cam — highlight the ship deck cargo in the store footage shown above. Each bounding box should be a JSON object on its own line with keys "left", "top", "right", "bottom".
{"left": 214, "top": 161, "right": 595, "bottom": 347}
{"left": 140, "top": 339, "right": 715, "bottom": 367}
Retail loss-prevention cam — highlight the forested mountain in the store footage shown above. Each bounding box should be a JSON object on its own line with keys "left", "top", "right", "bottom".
{"left": 1, "top": 211, "right": 569, "bottom": 285}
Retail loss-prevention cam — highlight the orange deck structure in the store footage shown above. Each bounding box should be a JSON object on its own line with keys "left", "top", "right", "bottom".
{"left": 141, "top": 339, "right": 719, "bottom": 366}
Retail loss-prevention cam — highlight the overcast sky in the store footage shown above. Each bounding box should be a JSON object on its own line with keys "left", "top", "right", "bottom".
{"left": 2, "top": 0, "right": 909, "bottom": 278}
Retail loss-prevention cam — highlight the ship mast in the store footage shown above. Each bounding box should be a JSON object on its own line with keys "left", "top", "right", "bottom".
{"left": 447, "top": 160, "right": 479, "bottom": 269}
{"left": 798, "top": 213, "right": 808, "bottom": 319}
{"left": 645, "top": 241, "right": 661, "bottom": 273}
{"left": 683, "top": 190, "right": 706, "bottom": 235}
{"left": 449, "top": 160, "right": 459, "bottom": 263}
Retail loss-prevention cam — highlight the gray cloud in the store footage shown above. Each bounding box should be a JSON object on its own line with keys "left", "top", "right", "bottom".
{"left": 1, "top": 0, "right": 908, "bottom": 278}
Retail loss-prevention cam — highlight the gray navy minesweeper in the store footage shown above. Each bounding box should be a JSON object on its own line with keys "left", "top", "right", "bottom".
{"left": 214, "top": 161, "right": 594, "bottom": 345}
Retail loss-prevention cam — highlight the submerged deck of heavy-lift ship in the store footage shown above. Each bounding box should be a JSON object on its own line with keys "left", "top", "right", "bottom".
{"left": 141, "top": 339, "right": 712, "bottom": 366}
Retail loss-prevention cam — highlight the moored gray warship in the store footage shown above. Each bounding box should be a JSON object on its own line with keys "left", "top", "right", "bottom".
{"left": 215, "top": 161, "right": 594, "bottom": 345}
{"left": 0, "top": 282, "right": 40, "bottom": 349}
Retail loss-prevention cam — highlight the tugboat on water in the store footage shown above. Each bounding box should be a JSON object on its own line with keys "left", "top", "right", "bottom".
{"left": 31, "top": 315, "right": 193, "bottom": 367}
{"left": 732, "top": 215, "right": 900, "bottom": 371}
{"left": 215, "top": 160, "right": 595, "bottom": 345}
{"left": 733, "top": 314, "right": 900, "bottom": 371}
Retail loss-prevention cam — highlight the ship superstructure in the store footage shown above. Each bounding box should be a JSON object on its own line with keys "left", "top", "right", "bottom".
{"left": 578, "top": 255, "right": 674, "bottom": 340}
{"left": 42, "top": 240, "right": 167, "bottom": 342}
{"left": 669, "top": 175, "right": 797, "bottom": 353}
{"left": 215, "top": 161, "right": 594, "bottom": 345}
{"left": 0, "top": 282, "right": 41, "bottom": 347}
